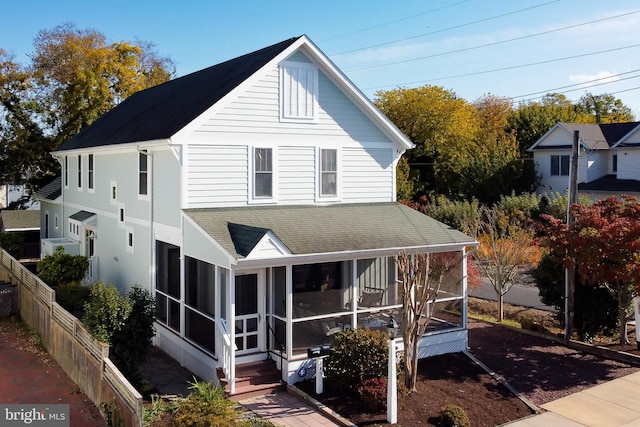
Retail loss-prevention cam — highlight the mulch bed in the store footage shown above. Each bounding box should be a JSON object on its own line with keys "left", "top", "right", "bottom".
{"left": 296, "top": 303, "right": 640, "bottom": 427}
{"left": 297, "top": 351, "right": 533, "bottom": 427}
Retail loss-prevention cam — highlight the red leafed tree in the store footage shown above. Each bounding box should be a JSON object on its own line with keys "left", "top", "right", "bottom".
{"left": 539, "top": 195, "right": 640, "bottom": 344}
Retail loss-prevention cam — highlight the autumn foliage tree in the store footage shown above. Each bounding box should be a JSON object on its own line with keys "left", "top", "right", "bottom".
{"left": 539, "top": 196, "right": 640, "bottom": 344}
{"left": 0, "top": 24, "right": 174, "bottom": 189}
{"left": 465, "top": 207, "right": 540, "bottom": 321}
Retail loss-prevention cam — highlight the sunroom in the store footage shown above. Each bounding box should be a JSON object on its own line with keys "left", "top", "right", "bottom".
{"left": 154, "top": 202, "right": 476, "bottom": 390}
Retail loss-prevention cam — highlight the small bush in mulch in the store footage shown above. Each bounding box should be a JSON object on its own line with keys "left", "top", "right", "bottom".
{"left": 439, "top": 405, "right": 470, "bottom": 427}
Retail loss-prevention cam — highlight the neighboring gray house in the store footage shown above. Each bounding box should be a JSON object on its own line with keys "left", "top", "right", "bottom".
{"left": 36, "top": 36, "right": 476, "bottom": 394}
{"left": 0, "top": 209, "right": 41, "bottom": 261}
{"left": 529, "top": 122, "right": 640, "bottom": 198}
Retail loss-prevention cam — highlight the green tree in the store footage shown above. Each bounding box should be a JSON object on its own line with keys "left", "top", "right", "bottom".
{"left": 0, "top": 24, "right": 175, "bottom": 189}
{"left": 36, "top": 246, "right": 89, "bottom": 287}
{"left": 576, "top": 92, "right": 635, "bottom": 124}
{"left": 375, "top": 85, "right": 477, "bottom": 198}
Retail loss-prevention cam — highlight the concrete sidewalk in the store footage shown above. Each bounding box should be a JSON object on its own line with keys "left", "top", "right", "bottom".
{"left": 505, "top": 371, "right": 640, "bottom": 427}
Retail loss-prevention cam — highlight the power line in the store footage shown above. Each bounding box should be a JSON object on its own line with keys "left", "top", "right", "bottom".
{"left": 364, "top": 44, "right": 640, "bottom": 91}
{"left": 511, "top": 69, "right": 640, "bottom": 99}
{"left": 330, "top": 1, "right": 560, "bottom": 56}
{"left": 319, "top": 0, "right": 471, "bottom": 43}
{"left": 343, "top": 10, "right": 640, "bottom": 73}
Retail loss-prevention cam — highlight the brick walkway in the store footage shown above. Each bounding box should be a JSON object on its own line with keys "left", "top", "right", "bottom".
{"left": 0, "top": 316, "right": 105, "bottom": 427}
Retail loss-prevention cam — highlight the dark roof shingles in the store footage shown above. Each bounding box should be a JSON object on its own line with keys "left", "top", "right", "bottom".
{"left": 56, "top": 37, "right": 301, "bottom": 151}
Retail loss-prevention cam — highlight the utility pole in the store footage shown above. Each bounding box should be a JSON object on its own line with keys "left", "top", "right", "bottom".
{"left": 565, "top": 130, "right": 579, "bottom": 340}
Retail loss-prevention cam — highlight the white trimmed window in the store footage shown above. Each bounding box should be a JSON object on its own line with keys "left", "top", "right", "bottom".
{"left": 550, "top": 155, "right": 570, "bottom": 176}
{"left": 64, "top": 156, "right": 69, "bottom": 188}
{"left": 280, "top": 62, "right": 318, "bottom": 122}
{"left": 139, "top": 151, "right": 149, "bottom": 197}
{"left": 110, "top": 181, "right": 118, "bottom": 204}
{"left": 320, "top": 148, "right": 338, "bottom": 197}
{"left": 126, "top": 227, "right": 134, "bottom": 254}
{"left": 88, "top": 154, "right": 94, "bottom": 191}
{"left": 253, "top": 147, "right": 273, "bottom": 199}
{"left": 77, "top": 155, "right": 82, "bottom": 190}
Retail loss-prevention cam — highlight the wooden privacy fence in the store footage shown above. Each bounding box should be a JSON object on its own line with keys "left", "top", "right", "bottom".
{"left": 0, "top": 250, "right": 143, "bottom": 426}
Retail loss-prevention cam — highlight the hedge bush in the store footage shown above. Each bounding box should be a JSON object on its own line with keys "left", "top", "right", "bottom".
{"left": 324, "top": 328, "right": 388, "bottom": 392}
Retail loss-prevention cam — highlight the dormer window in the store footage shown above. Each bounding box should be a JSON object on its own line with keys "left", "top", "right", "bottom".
{"left": 280, "top": 62, "right": 318, "bottom": 122}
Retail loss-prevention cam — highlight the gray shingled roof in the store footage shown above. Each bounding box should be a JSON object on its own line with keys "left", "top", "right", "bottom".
{"left": 55, "top": 37, "right": 300, "bottom": 151}
{"left": 184, "top": 202, "right": 475, "bottom": 260}
{"left": 0, "top": 210, "right": 40, "bottom": 231}
{"left": 69, "top": 210, "right": 96, "bottom": 222}
{"left": 34, "top": 176, "right": 61, "bottom": 201}
{"left": 532, "top": 122, "right": 640, "bottom": 151}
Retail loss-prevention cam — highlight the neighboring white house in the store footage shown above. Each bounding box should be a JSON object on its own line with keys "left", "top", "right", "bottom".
{"left": 35, "top": 36, "right": 477, "bottom": 393}
{"left": 529, "top": 122, "right": 640, "bottom": 198}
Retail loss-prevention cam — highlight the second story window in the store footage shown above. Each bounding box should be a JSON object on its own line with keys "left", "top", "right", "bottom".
{"left": 88, "top": 154, "right": 94, "bottom": 190}
{"left": 320, "top": 149, "right": 337, "bottom": 196}
{"left": 64, "top": 156, "right": 69, "bottom": 187}
{"left": 254, "top": 148, "right": 272, "bottom": 198}
{"left": 77, "top": 155, "right": 82, "bottom": 189}
{"left": 550, "top": 155, "right": 570, "bottom": 176}
{"left": 139, "top": 151, "right": 149, "bottom": 196}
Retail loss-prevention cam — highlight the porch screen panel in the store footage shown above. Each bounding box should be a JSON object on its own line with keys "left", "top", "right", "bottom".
{"left": 356, "top": 257, "right": 397, "bottom": 306}
{"left": 273, "top": 267, "right": 286, "bottom": 318}
{"left": 185, "top": 256, "right": 215, "bottom": 316}
{"left": 156, "top": 241, "right": 181, "bottom": 332}
{"left": 292, "top": 262, "right": 345, "bottom": 317}
{"left": 437, "top": 252, "right": 464, "bottom": 297}
{"left": 185, "top": 308, "right": 216, "bottom": 354}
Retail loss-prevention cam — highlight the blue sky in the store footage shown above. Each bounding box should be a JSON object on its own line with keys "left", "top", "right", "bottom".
{"left": 3, "top": 1, "right": 640, "bottom": 115}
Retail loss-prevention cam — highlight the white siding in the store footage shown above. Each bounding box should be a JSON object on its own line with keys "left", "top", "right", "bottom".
{"left": 616, "top": 149, "right": 640, "bottom": 180}
{"left": 279, "top": 146, "right": 315, "bottom": 204}
{"left": 186, "top": 145, "right": 248, "bottom": 207}
{"left": 342, "top": 148, "right": 393, "bottom": 202}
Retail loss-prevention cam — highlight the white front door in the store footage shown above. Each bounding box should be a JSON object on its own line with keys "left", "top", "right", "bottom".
{"left": 234, "top": 271, "right": 265, "bottom": 355}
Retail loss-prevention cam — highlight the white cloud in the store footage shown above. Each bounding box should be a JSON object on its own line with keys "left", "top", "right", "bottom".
{"left": 569, "top": 71, "right": 619, "bottom": 87}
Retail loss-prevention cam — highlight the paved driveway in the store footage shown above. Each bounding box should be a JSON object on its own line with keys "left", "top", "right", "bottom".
{"left": 0, "top": 316, "right": 105, "bottom": 427}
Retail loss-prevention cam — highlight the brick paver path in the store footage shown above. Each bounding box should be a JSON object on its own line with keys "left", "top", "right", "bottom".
{"left": 0, "top": 316, "right": 105, "bottom": 426}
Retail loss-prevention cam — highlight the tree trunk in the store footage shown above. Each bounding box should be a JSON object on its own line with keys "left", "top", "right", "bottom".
{"left": 498, "top": 293, "right": 504, "bottom": 322}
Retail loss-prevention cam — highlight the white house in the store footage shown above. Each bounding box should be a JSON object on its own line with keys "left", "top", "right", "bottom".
{"left": 35, "top": 36, "right": 476, "bottom": 395}
{"left": 529, "top": 122, "right": 640, "bottom": 198}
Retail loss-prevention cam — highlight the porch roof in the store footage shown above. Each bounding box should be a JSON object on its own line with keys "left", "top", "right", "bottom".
{"left": 184, "top": 202, "right": 476, "bottom": 260}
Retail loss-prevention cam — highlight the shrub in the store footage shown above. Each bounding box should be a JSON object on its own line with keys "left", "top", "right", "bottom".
{"left": 83, "top": 283, "right": 156, "bottom": 381}
{"left": 324, "top": 328, "right": 388, "bottom": 392}
{"left": 171, "top": 379, "right": 236, "bottom": 427}
{"left": 55, "top": 281, "right": 91, "bottom": 313}
{"left": 0, "top": 232, "right": 24, "bottom": 258}
{"left": 37, "top": 246, "right": 89, "bottom": 287}
{"left": 83, "top": 282, "right": 131, "bottom": 343}
{"left": 110, "top": 285, "right": 156, "bottom": 381}
{"left": 439, "top": 405, "right": 470, "bottom": 427}
{"left": 357, "top": 377, "right": 387, "bottom": 412}
{"left": 427, "top": 195, "right": 482, "bottom": 230}
{"left": 534, "top": 252, "right": 619, "bottom": 341}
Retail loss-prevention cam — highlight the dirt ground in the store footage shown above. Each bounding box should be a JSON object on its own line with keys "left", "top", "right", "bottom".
{"left": 297, "top": 299, "right": 640, "bottom": 427}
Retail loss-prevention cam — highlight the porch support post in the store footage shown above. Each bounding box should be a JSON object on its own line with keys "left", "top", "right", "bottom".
{"left": 286, "top": 265, "right": 293, "bottom": 360}
{"left": 229, "top": 268, "right": 236, "bottom": 395}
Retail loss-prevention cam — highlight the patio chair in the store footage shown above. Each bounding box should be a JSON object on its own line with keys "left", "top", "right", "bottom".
{"left": 358, "top": 288, "right": 384, "bottom": 308}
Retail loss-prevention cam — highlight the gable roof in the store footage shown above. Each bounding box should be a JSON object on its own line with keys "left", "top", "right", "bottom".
{"left": 529, "top": 122, "right": 640, "bottom": 151}
{"left": 184, "top": 202, "right": 475, "bottom": 261}
{"left": 33, "top": 176, "right": 61, "bottom": 202}
{"left": 54, "top": 35, "right": 412, "bottom": 152}
{"left": 578, "top": 175, "right": 640, "bottom": 194}
{"left": 55, "top": 37, "right": 301, "bottom": 151}
{"left": 0, "top": 210, "right": 40, "bottom": 232}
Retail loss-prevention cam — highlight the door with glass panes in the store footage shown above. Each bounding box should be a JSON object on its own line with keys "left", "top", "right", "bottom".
{"left": 234, "top": 272, "right": 265, "bottom": 354}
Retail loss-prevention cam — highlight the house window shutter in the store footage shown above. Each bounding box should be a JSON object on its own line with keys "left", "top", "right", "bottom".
{"left": 281, "top": 63, "right": 317, "bottom": 120}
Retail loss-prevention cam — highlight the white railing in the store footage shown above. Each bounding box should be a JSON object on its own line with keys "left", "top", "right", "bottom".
{"left": 215, "top": 317, "right": 235, "bottom": 394}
